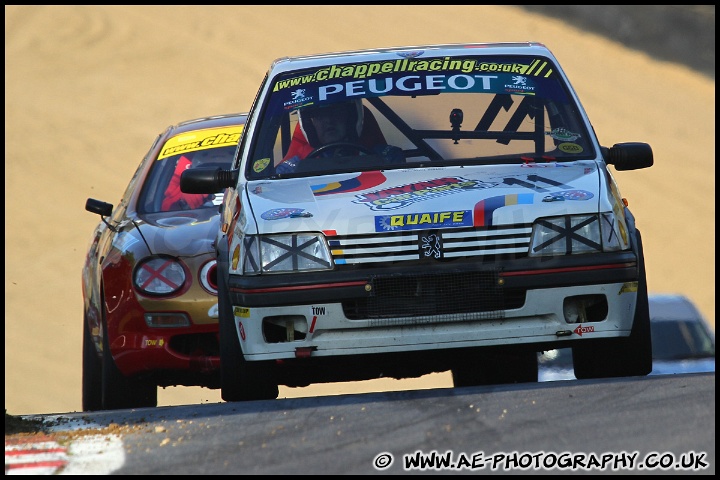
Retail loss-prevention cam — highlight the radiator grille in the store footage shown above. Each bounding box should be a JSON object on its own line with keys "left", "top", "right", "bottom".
{"left": 342, "top": 270, "right": 526, "bottom": 320}
{"left": 329, "top": 224, "right": 532, "bottom": 265}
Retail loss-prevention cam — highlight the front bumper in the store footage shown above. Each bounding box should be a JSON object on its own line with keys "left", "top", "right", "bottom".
{"left": 228, "top": 252, "right": 641, "bottom": 361}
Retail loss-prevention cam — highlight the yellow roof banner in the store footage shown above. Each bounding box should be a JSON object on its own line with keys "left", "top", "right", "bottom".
{"left": 158, "top": 125, "right": 243, "bottom": 160}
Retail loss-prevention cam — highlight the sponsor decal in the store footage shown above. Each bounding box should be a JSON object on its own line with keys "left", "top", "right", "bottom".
{"left": 158, "top": 126, "right": 243, "bottom": 160}
{"left": 273, "top": 57, "right": 552, "bottom": 91}
{"left": 144, "top": 338, "right": 165, "bottom": 347}
{"left": 606, "top": 170, "right": 630, "bottom": 246}
{"left": 227, "top": 196, "right": 241, "bottom": 246}
{"left": 234, "top": 307, "right": 250, "bottom": 318}
{"left": 261, "top": 208, "right": 313, "bottom": 220}
{"left": 310, "top": 74, "right": 504, "bottom": 102}
{"left": 546, "top": 127, "right": 581, "bottom": 142}
{"left": 477, "top": 59, "right": 552, "bottom": 77}
{"left": 520, "top": 161, "right": 571, "bottom": 168}
{"left": 542, "top": 189, "right": 593, "bottom": 202}
{"left": 501, "top": 173, "right": 572, "bottom": 192}
{"left": 473, "top": 193, "right": 534, "bottom": 227}
{"left": 231, "top": 244, "right": 240, "bottom": 270}
{"left": 354, "top": 176, "right": 496, "bottom": 211}
{"left": 253, "top": 158, "right": 271, "bottom": 173}
{"left": 283, "top": 88, "right": 314, "bottom": 110}
{"left": 619, "top": 282, "right": 638, "bottom": 294}
{"left": 312, "top": 171, "right": 387, "bottom": 195}
{"left": 558, "top": 142, "right": 583, "bottom": 154}
{"left": 557, "top": 189, "right": 593, "bottom": 200}
{"left": 573, "top": 324, "right": 595, "bottom": 336}
{"left": 375, "top": 210, "right": 472, "bottom": 232}
{"left": 238, "top": 320, "right": 246, "bottom": 341}
{"left": 504, "top": 75, "right": 536, "bottom": 95}
{"left": 613, "top": 203, "right": 629, "bottom": 244}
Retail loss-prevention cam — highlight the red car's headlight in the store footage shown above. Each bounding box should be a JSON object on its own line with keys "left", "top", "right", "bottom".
{"left": 133, "top": 256, "right": 187, "bottom": 296}
{"left": 199, "top": 259, "right": 218, "bottom": 295}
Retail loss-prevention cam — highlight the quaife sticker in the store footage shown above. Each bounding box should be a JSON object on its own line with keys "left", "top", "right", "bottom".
{"left": 375, "top": 210, "right": 472, "bottom": 232}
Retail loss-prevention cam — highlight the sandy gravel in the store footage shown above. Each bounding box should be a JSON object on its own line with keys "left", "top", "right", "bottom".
{"left": 5, "top": 6, "right": 714, "bottom": 415}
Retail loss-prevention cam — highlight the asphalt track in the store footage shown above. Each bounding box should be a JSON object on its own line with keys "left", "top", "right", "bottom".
{"left": 7, "top": 373, "right": 715, "bottom": 475}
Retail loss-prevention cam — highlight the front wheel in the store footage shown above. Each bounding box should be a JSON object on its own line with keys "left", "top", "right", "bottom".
{"left": 100, "top": 292, "right": 157, "bottom": 410}
{"left": 82, "top": 314, "right": 102, "bottom": 412}
{"left": 218, "top": 271, "right": 278, "bottom": 402}
{"left": 572, "top": 229, "right": 653, "bottom": 378}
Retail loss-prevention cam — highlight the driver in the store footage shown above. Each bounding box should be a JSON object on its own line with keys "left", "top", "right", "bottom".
{"left": 275, "top": 99, "right": 402, "bottom": 174}
{"left": 161, "top": 149, "right": 228, "bottom": 211}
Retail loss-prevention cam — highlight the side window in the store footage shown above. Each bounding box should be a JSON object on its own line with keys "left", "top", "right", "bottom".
{"left": 112, "top": 134, "right": 162, "bottom": 221}
{"left": 236, "top": 73, "right": 269, "bottom": 170}
{"left": 142, "top": 155, "right": 179, "bottom": 213}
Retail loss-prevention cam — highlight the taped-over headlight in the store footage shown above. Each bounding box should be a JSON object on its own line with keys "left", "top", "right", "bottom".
{"left": 529, "top": 213, "right": 627, "bottom": 257}
{"left": 134, "top": 256, "right": 187, "bottom": 295}
{"left": 243, "top": 233, "right": 333, "bottom": 274}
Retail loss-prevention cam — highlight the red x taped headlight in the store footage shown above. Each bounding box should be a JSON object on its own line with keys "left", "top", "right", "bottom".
{"left": 133, "top": 256, "right": 188, "bottom": 296}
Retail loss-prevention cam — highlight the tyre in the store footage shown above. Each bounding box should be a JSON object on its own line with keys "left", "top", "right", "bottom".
{"left": 81, "top": 314, "right": 102, "bottom": 412}
{"left": 100, "top": 292, "right": 157, "bottom": 410}
{"left": 452, "top": 348, "right": 538, "bottom": 387}
{"left": 218, "top": 270, "right": 278, "bottom": 402}
{"left": 572, "top": 229, "right": 653, "bottom": 379}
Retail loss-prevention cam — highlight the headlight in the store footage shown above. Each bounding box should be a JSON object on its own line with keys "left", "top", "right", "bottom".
{"left": 528, "top": 213, "right": 627, "bottom": 257}
{"left": 199, "top": 259, "right": 218, "bottom": 295}
{"left": 134, "top": 256, "right": 188, "bottom": 295}
{"left": 243, "top": 233, "right": 333, "bottom": 274}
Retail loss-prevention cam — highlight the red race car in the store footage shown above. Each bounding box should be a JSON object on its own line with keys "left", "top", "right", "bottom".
{"left": 82, "top": 113, "right": 246, "bottom": 410}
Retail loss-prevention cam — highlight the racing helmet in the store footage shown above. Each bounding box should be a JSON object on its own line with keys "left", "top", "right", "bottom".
{"left": 297, "top": 99, "right": 364, "bottom": 148}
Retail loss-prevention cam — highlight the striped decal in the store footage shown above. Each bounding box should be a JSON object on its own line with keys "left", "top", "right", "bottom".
{"left": 473, "top": 193, "right": 534, "bottom": 226}
{"left": 312, "top": 171, "right": 387, "bottom": 196}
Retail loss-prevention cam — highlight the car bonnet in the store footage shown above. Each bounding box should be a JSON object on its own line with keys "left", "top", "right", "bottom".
{"left": 133, "top": 211, "right": 220, "bottom": 257}
{"left": 246, "top": 161, "right": 605, "bottom": 236}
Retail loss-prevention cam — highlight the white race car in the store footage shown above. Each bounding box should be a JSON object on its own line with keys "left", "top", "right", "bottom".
{"left": 182, "top": 42, "right": 654, "bottom": 401}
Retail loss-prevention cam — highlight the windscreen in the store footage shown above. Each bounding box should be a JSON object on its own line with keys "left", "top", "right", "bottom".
{"left": 247, "top": 54, "right": 595, "bottom": 179}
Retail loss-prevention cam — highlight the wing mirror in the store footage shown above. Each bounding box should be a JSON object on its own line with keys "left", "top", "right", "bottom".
{"left": 602, "top": 142, "right": 654, "bottom": 171}
{"left": 180, "top": 167, "right": 239, "bottom": 194}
